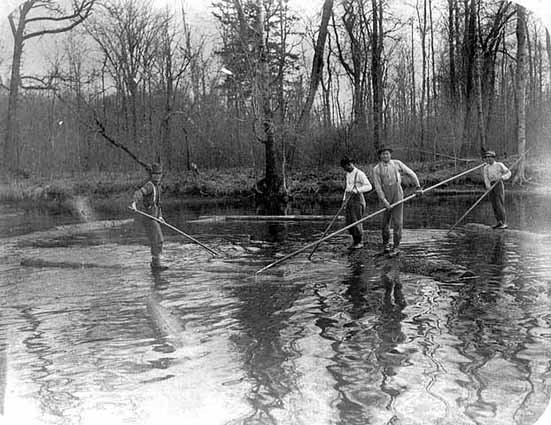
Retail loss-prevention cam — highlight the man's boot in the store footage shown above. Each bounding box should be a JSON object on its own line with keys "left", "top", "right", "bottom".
{"left": 150, "top": 256, "right": 168, "bottom": 271}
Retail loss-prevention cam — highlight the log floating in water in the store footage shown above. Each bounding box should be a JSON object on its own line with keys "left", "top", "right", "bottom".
{"left": 190, "top": 215, "right": 344, "bottom": 223}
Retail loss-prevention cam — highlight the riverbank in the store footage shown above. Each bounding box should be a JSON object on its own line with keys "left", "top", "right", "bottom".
{"left": 0, "top": 159, "right": 548, "bottom": 205}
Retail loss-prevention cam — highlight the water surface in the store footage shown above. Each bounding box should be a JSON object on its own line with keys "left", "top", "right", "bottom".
{"left": 1, "top": 193, "right": 551, "bottom": 425}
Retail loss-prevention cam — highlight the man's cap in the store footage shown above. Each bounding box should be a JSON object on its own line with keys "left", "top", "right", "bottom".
{"left": 149, "top": 162, "right": 163, "bottom": 174}
{"left": 483, "top": 150, "right": 496, "bottom": 158}
{"left": 340, "top": 155, "right": 353, "bottom": 167}
{"left": 377, "top": 146, "right": 393, "bottom": 155}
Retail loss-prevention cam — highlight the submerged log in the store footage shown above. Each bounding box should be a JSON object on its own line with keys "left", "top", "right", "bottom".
{"left": 354, "top": 245, "right": 476, "bottom": 282}
{"left": 368, "top": 250, "right": 476, "bottom": 282}
{"left": 20, "top": 257, "right": 124, "bottom": 269}
{"left": 398, "top": 256, "right": 475, "bottom": 282}
{"left": 9, "top": 219, "right": 134, "bottom": 244}
{"left": 450, "top": 223, "right": 551, "bottom": 240}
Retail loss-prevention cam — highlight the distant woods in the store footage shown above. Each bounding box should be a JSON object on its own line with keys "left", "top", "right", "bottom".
{"left": 1, "top": 0, "right": 550, "bottom": 184}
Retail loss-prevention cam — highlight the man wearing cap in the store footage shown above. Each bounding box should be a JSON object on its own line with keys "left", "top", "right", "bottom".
{"left": 341, "top": 156, "right": 372, "bottom": 249}
{"left": 372, "top": 147, "right": 423, "bottom": 255}
{"left": 130, "top": 163, "right": 167, "bottom": 270}
{"left": 483, "top": 151, "right": 511, "bottom": 229}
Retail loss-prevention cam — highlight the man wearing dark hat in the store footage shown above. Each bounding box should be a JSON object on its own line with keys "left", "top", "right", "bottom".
{"left": 483, "top": 150, "right": 511, "bottom": 229}
{"left": 130, "top": 163, "right": 166, "bottom": 269}
{"left": 372, "top": 147, "right": 423, "bottom": 255}
{"left": 340, "top": 156, "right": 372, "bottom": 249}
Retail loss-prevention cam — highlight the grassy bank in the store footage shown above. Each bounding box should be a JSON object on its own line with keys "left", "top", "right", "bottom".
{"left": 1, "top": 159, "right": 547, "bottom": 204}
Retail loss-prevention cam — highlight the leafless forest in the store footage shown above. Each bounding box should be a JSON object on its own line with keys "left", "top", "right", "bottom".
{"left": 1, "top": 0, "right": 550, "bottom": 195}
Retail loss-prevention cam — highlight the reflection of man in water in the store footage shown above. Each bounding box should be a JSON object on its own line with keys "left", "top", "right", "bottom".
{"left": 376, "top": 262, "right": 407, "bottom": 384}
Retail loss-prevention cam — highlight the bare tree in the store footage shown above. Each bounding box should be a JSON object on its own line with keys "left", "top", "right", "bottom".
{"left": 297, "top": 0, "right": 334, "bottom": 129}
{"left": 513, "top": 4, "right": 527, "bottom": 184}
{"left": 371, "top": 0, "right": 384, "bottom": 153}
{"left": 4, "top": 0, "right": 95, "bottom": 174}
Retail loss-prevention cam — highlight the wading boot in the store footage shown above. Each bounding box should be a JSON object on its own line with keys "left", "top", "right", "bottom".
{"left": 150, "top": 256, "right": 169, "bottom": 271}
{"left": 389, "top": 246, "right": 401, "bottom": 257}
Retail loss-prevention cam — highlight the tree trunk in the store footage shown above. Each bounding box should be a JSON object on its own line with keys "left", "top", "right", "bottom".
{"left": 297, "top": 0, "right": 333, "bottom": 129}
{"left": 513, "top": 5, "right": 527, "bottom": 184}
{"left": 256, "top": 0, "right": 285, "bottom": 206}
{"left": 546, "top": 29, "right": 551, "bottom": 94}
{"left": 4, "top": 3, "right": 32, "bottom": 173}
{"left": 371, "top": 0, "right": 384, "bottom": 154}
{"left": 448, "top": 0, "right": 457, "bottom": 102}
{"left": 461, "top": 0, "right": 477, "bottom": 156}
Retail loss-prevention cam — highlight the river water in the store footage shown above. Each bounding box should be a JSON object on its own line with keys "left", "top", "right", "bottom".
{"left": 1, "top": 193, "right": 551, "bottom": 425}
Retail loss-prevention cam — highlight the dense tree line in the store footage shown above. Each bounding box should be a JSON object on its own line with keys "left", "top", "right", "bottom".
{"left": 1, "top": 0, "right": 549, "bottom": 189}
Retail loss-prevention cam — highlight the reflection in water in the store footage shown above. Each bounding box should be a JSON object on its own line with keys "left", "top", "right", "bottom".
{"left": 2, "top": 199, "right": 551, "bottom": 424}
{"left": 0, "top": 326, "right": 6, "bottom": 415}
{"left": 151, "top": 269, "right": 170, "bottom": 291}
{"left": 230, "top": 281, "right": 303, "bottom": 424}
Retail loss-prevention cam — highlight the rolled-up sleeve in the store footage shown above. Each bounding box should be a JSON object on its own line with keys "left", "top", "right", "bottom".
{"left": 501, "top": 163, "right": 511, "bottom": 181}
{"left": 396, "top": 160, "right": 420, "bottom": 187}
{"left": 355, "top": 170, "right": 372, "bottom": 193}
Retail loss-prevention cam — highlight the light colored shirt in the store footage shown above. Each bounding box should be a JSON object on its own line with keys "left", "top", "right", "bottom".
{"left": 373, "top": 159, "right": 420, "bottom": 202}
{"left": 343, "top": 166, "right": 372, "bottom": 200}
{"left": 483, "top": 162, "right": 511, "bottom": 188}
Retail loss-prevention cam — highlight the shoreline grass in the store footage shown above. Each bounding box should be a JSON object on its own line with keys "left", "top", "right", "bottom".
{"left": 1, "top": 159, "right": 548, "bottom": 204}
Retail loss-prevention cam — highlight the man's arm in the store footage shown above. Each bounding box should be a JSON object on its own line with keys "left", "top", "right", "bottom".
{"left": 396, "top": 160, "right": 420, "bottom": 188}
{"left": 354, "top": 170, "right": 372, "bottom": 193}
{"left": 500, "top": 163, "right": 512, "bottom": 181}
{"left": 131, "top": 182, "right": 152, "bottom": 209}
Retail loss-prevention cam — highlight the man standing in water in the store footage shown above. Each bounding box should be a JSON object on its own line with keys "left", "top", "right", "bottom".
{"left": 130, "top": 163, "right": 167, "bottom": 270}
{"left": 372, "top": 147, "right": 423, "bottom": 256}
{"left": 341, "top": 156, "right": 372, "bottom": 249}
{"left": 483, "top": 150, "right": 511, "bottom": 229}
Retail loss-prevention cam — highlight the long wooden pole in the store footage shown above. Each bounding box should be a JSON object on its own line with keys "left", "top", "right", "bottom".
{"left": 448, "top": 148, "right": 532, "bottom": 232}
{"left": 256, "top": 163, "right": 485, "bottom": 275}
{"left": 129, "top": 207, "right": 221, "bottom": 257}
{"left": 308, "top": 201, "right": 347, "bottom": 260}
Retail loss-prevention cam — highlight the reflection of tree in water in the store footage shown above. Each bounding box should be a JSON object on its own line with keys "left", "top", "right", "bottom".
{"left": 0, "top": 327, "right": 6, "bottom": 415}
{"left": 230, "top": 282, "right": 303, "bottom": 424}
{"left": 445, "top": 234, "right": 538, "bottom": 421}
{"left": 19, "top": 307, "right": 78, "bottom": 418}
{"left": 320, "top": 256, "right": 408, "bottom": 423}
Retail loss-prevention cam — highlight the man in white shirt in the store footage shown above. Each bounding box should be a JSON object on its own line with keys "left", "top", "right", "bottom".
{"left": 483, "top": 150, "right": 511, "bottom": 229}
{"left": 372, "top": 147, "right": 423, "bottom": 255}
{"left": 341, "top": 156, "right": 372, "bottom": 249}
